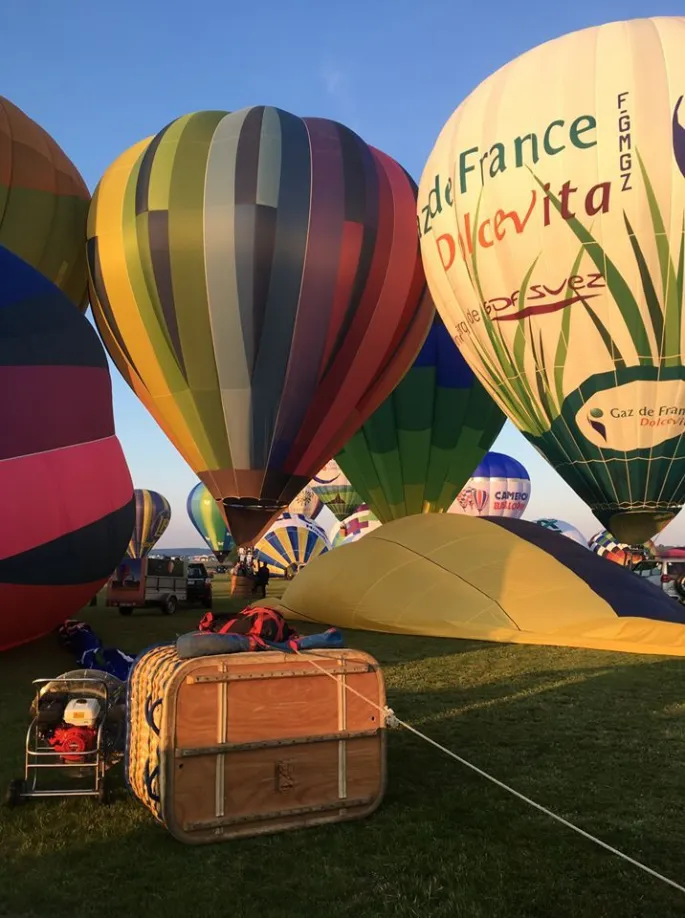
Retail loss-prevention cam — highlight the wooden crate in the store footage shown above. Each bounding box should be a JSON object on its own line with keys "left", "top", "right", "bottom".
{"left": 126, "top": 645, "right": 387, "bottom": 844}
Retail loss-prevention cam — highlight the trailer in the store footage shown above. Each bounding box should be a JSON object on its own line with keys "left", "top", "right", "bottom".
{"left": 106, "top": 556, "right": 189, "bottom": 616}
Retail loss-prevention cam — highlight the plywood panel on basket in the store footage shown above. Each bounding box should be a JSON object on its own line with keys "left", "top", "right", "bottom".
{"left": 137, "top": 649, "right": 388, "bottom": 843}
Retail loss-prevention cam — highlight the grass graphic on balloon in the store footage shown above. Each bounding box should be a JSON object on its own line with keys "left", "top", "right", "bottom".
{"left": 463, "top": 148, "right": 685, "bottom": 437}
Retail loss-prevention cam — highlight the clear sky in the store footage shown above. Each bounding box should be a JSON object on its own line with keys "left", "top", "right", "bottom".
{"left": 5, "top": 0, "right": 684, "bottom": 547}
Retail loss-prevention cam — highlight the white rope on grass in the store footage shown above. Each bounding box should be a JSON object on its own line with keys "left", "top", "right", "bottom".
{"left": 301, "top": 650, "right": 685, "bottom": 897}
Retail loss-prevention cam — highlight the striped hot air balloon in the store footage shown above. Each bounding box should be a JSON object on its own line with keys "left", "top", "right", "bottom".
{"left": 187, "top": 482, "right": 234, "bottom": 562}
{"left": 0, "top": 97, "right": 90, "bottom": 310}
{"left": 86, "top": 106, "right": 434, "bottom": 548}
{"left": 0, "top": 246, "right": 133, "bottom": 652}
{"left": 589, "top": 529, "right": 655, "bottom": 567}
{"left": 255, "top": 513, "right": 331, "bottom": 577}
{"left": 127, "top": 489, "right": 171, "bottom": 559}
{"left": 337, "top": 313, "right": 505, "bottom": 522}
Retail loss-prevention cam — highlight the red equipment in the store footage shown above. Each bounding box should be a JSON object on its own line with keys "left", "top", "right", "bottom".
{"left": 48, "top": 725, "right": 98, "bottom": 764}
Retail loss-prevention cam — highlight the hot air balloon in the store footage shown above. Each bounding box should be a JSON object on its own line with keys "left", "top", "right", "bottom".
{"left": 449, "top": 452, "right": 530, "bottom": 519}
{"left": 255, "top": 512, "right": 331, "bottom": 577}
{"left": 0, "top": 246, "right": 134, "bottom": 652}
{"left": 589, "top": 530, "right": 655, "bottom": 567}
{"left": 418, "top": 16, "right": 685, "bottom": 545}
{"left": 127, "top": 489, "right": 171, "bottom": 559}
{"left": 187, "top": 482, "right": 234, "bottom": 562}
{"left": 336, "top": 313, "right": 505, "bottom": 521}
{"left": 0, "top": 97, "right": 90, "bottom": 309}
{"left": 288, "top": 485, "right": 325, "bottom": 521}
{"left": 310, "top": 460, "right": 363, "bottom": 522}
{"left": 533, "top": 518, "right": 587, "bottom": 547}
{"left": 87, "top": 107, "right": 434, "bottom": 547}
{"left": 336, "top": 505, "right": 382, "bottom": 545}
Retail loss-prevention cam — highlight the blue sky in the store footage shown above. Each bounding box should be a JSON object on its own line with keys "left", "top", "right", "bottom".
{"left": 6, "top": 0, "right": 684, "bottom": 547}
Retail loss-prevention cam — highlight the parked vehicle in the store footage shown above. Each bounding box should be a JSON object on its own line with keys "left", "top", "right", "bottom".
{"left": 656, "top": 560, "right": 685, "bottom": 603}
{"left": 106, "top": 557, "right": 188, "bottom": 616}
{"left": 187, "top": 563, "right": 213, "bottom": 608}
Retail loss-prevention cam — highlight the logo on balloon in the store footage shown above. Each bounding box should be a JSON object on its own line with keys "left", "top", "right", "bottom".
{"left": 484, "top": 273, "right": 606, "bottom": 323}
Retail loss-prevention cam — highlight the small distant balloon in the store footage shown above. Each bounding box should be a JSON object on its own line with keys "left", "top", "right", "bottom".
{"left": 589, "top": 530, "right": 655, "bottom": 567}
{"left": 288, "top": 485, "right": 325, "bottom": 521}
{"left": 187, "top": 482, "right": 234, "bottom": 563}
{"left": 336, "top": 505, "right": 382, "bottom": 545}
{"left": 310, "top": 460, "right": 363, "bottom": 522}
{"left": 450, "top": 452, "right": 530, "bottom": 519}
{"left": 255, "top": 512, "right": 331, "bottom": 576}
{"left": 127, "top": 489, "right": 171, "bottom": 559}
{"left": 533, "top": 518, "right": 587, "bottom": 547}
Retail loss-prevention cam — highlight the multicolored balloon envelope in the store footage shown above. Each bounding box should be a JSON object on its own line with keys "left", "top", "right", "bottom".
{"left": 533, "top": 518, "right": 587, "bottom": 547}
{"left": 288, "top": 485, "right": 325, "bottom": 521}
{"left": 0, "top": 246, "right": 134, "bottom": 652}
{"left": 271, "top": 514, "right": 685, "bottom": 656}
{"left": 87, "top": 106, "right": 434, "bottom": 547}
{"left": 337, "top": 314, "right": 505, "bottom": 522}
{"left": 588, "top": 529, "right": 655, "bottom": 566}
{"left": 419, "top": 16, "right": 685, "bottom": 544}
{"left": 127, "top": 489, "right": 171, "bottom": 559}
{"left": 255, "top": 512, "right": 331, "bottom": 577}
{"left": 449, "top": 452, "right": 530, "bottom": 519}
{"left": 335, "top": 505, "right": 382, "bottom": 546}
{"left": 310, "top": 460, "right": 363, "bottom": 522}
{"left": 0, "top": 97, "right": 90, "bottom": 309}
{"left": 187, "top": 482, "right": 234, "bottom": 562}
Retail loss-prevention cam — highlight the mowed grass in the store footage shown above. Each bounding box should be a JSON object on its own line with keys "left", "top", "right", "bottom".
{"left": 2, "top": 575, "right": 685, "bottom": 917}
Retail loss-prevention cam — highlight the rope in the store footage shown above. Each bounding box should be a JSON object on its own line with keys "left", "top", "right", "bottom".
{"left": 300, "top": 649, "right": 685, "bottom": 897}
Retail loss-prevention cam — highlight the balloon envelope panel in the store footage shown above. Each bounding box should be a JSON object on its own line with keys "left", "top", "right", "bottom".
{"left": 0, "top": 97, "right": 90, "bottom": 309}
{"left": 450, "top": 452, "right": 531, "bottom": 519}
{"left": 273, "top": 514, "right": 685, "bottom": 655}
{"left": 127, "top": 489, "right": 171, "bottom": 559}
{"left": 337, "top": 314, "right": 505, "bottom": 522}
{"left": 187, "top": 482, "right": 234, "bottom": 561}
{"left": 87, "top": 106, "right": 434, "bottom": 546}
{"left": 418, "top": 16, "right": 685, "bottom": 544}
{"left": 0, "top": 247, "right": 134, "bottom": 652}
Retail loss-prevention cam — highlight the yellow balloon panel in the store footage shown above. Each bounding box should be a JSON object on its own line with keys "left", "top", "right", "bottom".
{"left": 418, "top": 17, "right": 685, "bottom": 544}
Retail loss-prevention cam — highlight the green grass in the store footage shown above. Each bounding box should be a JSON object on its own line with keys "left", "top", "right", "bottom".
{"left": 2, "top": 575, "right": 685, "bottom": 917}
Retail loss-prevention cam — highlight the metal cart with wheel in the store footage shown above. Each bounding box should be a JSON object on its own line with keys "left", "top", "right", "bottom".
{"left": 5, "top": 669, "right": 126, "bottom": 808}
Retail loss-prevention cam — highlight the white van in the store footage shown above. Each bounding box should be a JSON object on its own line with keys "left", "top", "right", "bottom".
{"left": 634, "top": 559, "right": 685, "bottom": 602}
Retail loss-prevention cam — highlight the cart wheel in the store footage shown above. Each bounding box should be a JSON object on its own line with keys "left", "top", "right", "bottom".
{"left": 5, "top": 779, "right": 26, "bottom": 808}
{"left": 163, "top": 595, "right": 177, "bottom": 616}
{"left": 118, "top": 607, "right": 134, "bottom": 616}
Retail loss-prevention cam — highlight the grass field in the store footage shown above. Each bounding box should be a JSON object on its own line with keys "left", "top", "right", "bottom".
{"left": 2, "top": 575, "right": 685, "bottom": 917}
